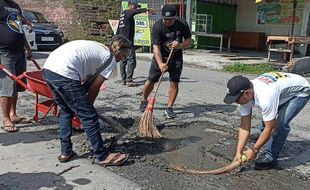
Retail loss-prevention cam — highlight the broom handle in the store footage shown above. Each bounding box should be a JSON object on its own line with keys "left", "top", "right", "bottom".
{"left": 153, "top": 49, "right": 174, "bottom": 97}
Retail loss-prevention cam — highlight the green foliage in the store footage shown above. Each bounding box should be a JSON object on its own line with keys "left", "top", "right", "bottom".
{"left": 66, "top": 30, "right": 109, "bottom": 44}
{"left": 66, "top": 0, "right": 121, "bottom": 44}
{"left": 222, "top": 63, "right": 277, "bottom": 74}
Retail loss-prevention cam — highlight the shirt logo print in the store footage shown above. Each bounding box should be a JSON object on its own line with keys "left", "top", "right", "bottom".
{"left": 6, "top": 13, "right": 24, "bottom": 34}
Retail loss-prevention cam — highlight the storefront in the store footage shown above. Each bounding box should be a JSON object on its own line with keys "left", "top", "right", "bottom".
{"left": 236, "top": 0, "right": 310, "bottom": 54}
{"left": 140, "top": 0, "right": 310, "bottom": 54}
{"left": 189, "top": 0, "right": 309, "bottom": 54}
{"left": 237, "top": 0, "right": 309, "bottom": 36}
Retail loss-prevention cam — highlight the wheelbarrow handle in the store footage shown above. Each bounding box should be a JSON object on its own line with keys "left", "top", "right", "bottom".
{"left": 29, "top": 58, "right": 41, "bottom": 70}
{"left": 0, "top": 63, "right": 33, "bottom": 92}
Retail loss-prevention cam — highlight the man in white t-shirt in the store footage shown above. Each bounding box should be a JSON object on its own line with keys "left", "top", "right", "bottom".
{"left": 224, "top": 72, "right": 310, "bottom": 170}
{"left": 42, "top": 36, "right": 132, "bottom": 166}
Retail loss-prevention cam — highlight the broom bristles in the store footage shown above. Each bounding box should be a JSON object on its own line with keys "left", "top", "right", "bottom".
{"left": 138, "top": 99, "right": 162, "bottom": 139}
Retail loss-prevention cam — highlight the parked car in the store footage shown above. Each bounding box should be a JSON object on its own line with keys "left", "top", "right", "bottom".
{"left": 23, "top": 10, "right": 65, "bottom": 50}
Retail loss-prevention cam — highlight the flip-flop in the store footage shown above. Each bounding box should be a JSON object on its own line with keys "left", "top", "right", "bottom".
{"left": 1, "top": 125, "right": 19, "bottom": 133}
{"left": 12, "top": 117, "right": 33, "bottom": 124}
{"left": 58, "top": 151, "right": 76, "bottom": 163}
{"left": 98, "top": 153, "right": 129, "bottom": 167}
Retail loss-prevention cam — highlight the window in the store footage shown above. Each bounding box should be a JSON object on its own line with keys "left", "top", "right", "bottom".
{"left": 23, "top": 11, "right": 51, "bottom": 24}
{"left": 191, "top": 13, "right": 213, "bottom": 33}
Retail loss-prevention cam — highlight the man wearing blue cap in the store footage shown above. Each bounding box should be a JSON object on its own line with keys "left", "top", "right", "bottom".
{"left": 224, "top": 72, "right": 310, "bottom": 170}
{"left": 116, "top": 0, "right": 155, "bottom": 86}
{"left": 139, "top": 4, "right": 192, "bottom": 119}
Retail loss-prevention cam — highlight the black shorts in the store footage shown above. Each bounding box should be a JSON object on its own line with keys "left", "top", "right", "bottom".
{"left": 147, "top": 57, "right": 183, "bottom": 83}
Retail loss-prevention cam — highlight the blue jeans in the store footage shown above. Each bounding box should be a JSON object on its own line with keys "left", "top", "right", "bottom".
{"left": 42, "top": 69, "right": 107, "bottom": 161}
{"left": 120, "top": 46, "right": 136, "bottom": 81}
{"left": 258, "top": 95, "right": 310, "bottom": 160}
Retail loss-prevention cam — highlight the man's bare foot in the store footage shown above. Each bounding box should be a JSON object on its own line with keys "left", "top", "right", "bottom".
{"left": 2, "top": 119, "right": 18, "bottom": 132}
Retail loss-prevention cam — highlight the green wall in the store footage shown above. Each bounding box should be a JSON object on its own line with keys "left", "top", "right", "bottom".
{"left": 195, "top": 3, "right": 236, "bottom": 49}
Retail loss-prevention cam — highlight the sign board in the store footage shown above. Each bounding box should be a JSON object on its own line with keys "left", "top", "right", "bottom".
{"left": 108, "top": 20, "right": 120, "bottom": 35}
{"left": 256, "top": 0, "right": 305, "bottom": 25}
{"left": 121, "top": 1, "right": 151, "bottom": 46}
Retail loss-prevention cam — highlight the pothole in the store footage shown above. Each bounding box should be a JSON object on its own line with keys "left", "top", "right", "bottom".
{"left": 68, "top": 118, "right": 309, "bottom": 190}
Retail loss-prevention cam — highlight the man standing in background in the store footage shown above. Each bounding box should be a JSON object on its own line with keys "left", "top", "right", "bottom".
{"left": 0, "top": 0, "right": 32, "bottom": 132}
{"left": 116, "top": 0, "right": 154, "bottom": 86}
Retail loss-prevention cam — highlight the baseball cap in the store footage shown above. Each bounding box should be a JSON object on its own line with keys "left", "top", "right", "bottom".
{"left": 223, "top": 75, "right": 251, "bottom": 104}
{"left": 162, "top": 4, "right": 177, "bottom": 19}
{"left": 128, "top": 0, "right": 141, "bottom": 8}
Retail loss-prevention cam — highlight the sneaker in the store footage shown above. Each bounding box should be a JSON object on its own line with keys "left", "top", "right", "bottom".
{"left": 139, "top": 100, "right": 148, "bottom": 112}
{"left": 127, "top": 80, "right": 139, "bottom": 87}
{"left": 254, "top": 155, "right": 278, "bottom": 170}
{"left": 122, "top": 80, "right": 126, "bottom": 86}
{"left": 164, "top": 107, "right": 177, "bottom": 119}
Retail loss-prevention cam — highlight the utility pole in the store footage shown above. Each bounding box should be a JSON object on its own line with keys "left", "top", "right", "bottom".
{"left": 291, "top": 0, "right": 297, "bottom": 36}
{"left": 186, "top": 0, "right": 192, "bottom": 30}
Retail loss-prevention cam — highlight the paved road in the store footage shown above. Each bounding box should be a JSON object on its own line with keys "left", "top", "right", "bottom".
{"left": 0, "top": 51, "right": 309, "bottom": 189}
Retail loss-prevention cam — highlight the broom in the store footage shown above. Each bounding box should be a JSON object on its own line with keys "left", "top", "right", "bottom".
{"left": 170, "top": 154, "right": 249, "bottom": 175}
{"left": 138, "top": 49, "right": 174, "bottom": 139}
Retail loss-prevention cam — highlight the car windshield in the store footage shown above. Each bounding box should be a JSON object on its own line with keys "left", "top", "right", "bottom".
{"left": 23, "top": 11, "right": 51, "bottom": 24}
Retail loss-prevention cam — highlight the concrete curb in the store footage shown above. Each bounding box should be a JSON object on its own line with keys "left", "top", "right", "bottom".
{"left": 136, "top": 48, "right": 277, "bottom": 71}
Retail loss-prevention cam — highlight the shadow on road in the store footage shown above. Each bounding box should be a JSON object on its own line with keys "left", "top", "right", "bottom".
{"left": 0, "top": 128, "right": 59, "bottom": 146}
{"left": 277, "top": 139, "right": 310, "bottom": 169}
{"left": 0, "top": 171, "right": 83, "bottom": 190}
{"left": 175, "top": 103, "right": 237, "bottom": 117}
{"left": 32, "top": 52, "right": 50, "bottom": 59}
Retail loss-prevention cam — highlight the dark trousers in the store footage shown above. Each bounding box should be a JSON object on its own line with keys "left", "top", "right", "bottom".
{"left": 120, "top": 47, "right": 136, "bottom": 81}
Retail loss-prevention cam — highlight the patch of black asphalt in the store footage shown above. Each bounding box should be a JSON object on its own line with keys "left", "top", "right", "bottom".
{"left": 71, "top": 118, "right": 309, "bottom": 190}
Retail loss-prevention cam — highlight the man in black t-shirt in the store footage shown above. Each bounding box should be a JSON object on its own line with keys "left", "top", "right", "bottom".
{"left": 139, "top": 4, "right": 192, "bottom": 119}
{"left": 0, "top": 0, "right": 32, "bottom": 132}
{"left": 116, "top": 0, "right": 154, "bottom": 86}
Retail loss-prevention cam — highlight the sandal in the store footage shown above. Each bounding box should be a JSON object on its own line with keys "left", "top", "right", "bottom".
{"left": 58, "top": 151, "right": 76, "bottom": 163}
{"left": 1, "top": 125, "right": 19, "bottom": 133}
{"left": 12, "top": 117, "right": 33, "bottom": 124}
{"left": 98, "top": 153, "right": 129, "bottom": 167}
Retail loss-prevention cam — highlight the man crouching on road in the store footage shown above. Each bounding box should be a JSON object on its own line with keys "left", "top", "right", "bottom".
{"left": 224, "top": 72, "right": 310, "bottom": 170}
{"left": 42, "top": 36, "right": 131, "bottom": 166}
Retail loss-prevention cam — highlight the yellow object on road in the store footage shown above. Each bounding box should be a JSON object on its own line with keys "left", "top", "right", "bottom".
{"left": 241, "top": 154, "right": 248, "bottom": 162}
